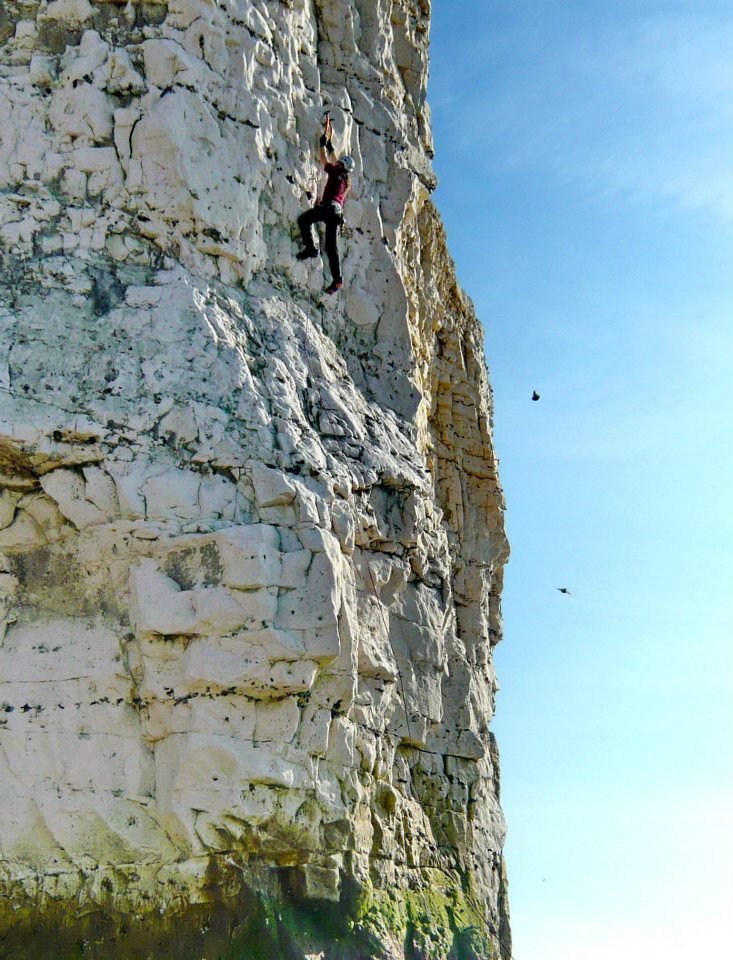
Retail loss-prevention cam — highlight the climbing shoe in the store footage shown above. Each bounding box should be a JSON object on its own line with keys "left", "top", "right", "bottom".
{"left": 297, "top": 248, "right": 318, "bottom": 260}
{"left": 326, "top": 280, "right": 343, "bottom": 295}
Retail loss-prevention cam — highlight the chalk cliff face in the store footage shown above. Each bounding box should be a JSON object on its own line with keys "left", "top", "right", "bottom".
{"left": 0, "top": 2, "right": 510, "bottom": 958}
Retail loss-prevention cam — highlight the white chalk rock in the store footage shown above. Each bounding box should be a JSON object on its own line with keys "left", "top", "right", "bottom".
{"left": 0, "top": 1, "right": 510, "bottom": 955}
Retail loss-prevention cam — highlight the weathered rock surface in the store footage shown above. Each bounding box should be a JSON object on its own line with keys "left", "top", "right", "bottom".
{"left": 0, "top": 2, "right": 510, "bottom": 958}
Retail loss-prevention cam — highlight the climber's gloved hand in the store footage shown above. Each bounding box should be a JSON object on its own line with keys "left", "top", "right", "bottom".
{"left": 319, "top": 134, "right": 334, "bottom": 152}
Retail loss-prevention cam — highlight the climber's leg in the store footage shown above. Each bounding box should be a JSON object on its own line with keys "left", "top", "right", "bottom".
{"left": 324, "top": 213, "right": 342, "bottom": 286}
{"left": 297, "top": 207, "right": 323, "bottom": 258}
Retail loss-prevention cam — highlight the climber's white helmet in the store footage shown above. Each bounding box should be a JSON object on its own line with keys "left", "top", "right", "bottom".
{"left": 339, "top": 155, "right": 355, "bottom": 172}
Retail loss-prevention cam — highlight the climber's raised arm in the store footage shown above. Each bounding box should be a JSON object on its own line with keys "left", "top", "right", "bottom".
{"left": 318, "top": 139, "right": 333, "bottom": 168}
{"left": 318, "top": 113, "right": 335, "bottom": 167}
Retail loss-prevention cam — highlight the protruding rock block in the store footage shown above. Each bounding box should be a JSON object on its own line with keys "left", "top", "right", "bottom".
{"left": 249, "top": 461, "right": 298, "bottom": 508}
{"left": 154, "top": 732, "right": 309, "bottom": 821}
{"left": 216, "top": 524, "right": 282, "bottom": 589}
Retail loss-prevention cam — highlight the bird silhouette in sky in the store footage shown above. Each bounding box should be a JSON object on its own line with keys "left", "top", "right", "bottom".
{"left": 531, "top": 391, "right": 540, "bottom": 401}
{"left": 557, "top": 587, "right": 571, "bottom": 595}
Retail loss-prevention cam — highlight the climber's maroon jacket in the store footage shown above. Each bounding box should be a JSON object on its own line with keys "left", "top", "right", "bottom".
{"left": 321, "top": 162, "right": 349, "bottom": 206}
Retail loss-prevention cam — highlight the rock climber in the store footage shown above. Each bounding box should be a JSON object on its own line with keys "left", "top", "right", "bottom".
{"left": 296, "top": 114, "right": 355, "bottom": 294}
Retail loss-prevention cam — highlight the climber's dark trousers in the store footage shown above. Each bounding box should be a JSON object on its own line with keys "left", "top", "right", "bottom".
{"left": 298, "top": 204, "right": 342, "bottom": 283}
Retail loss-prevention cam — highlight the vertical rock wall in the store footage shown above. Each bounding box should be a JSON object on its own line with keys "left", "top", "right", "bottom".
{"left": 0, "top": 2, "right": 510, "bottom": 958}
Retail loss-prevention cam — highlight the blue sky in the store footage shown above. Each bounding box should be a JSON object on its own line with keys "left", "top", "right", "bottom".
{"left": 429, "top": 3, "right": 733, "bottom": 958}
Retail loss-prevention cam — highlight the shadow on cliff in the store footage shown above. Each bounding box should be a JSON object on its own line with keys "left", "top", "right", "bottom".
{"left": 0, "top": 867, "right": 388, "bottom": 960}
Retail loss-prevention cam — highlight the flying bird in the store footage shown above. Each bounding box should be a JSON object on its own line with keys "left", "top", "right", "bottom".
{"left": 531, "top": 391, "right": 540, "bottom": 401}
{"left": 557, "top": 587, "right": 571, "bottom": 595}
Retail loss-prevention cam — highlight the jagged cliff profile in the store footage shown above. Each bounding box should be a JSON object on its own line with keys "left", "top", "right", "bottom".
{"left": 0, "top": 2, "right": 510, "bottom": 958}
